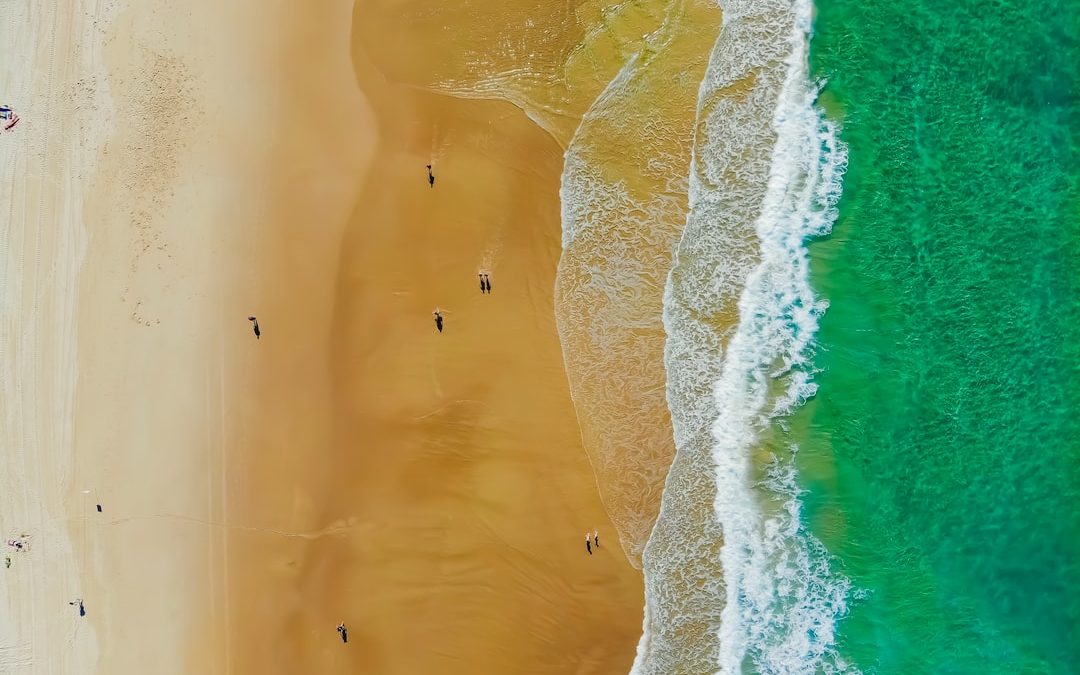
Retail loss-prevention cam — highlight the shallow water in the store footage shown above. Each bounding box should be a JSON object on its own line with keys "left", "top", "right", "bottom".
{"left": 352, "top": 0, "right": 1080, "bottom": 671}
{"left": 635, "top": 1, "right": 855, "bottom": 671}
{"left": 556, "top": 0, "right": 721, "bottom": 566}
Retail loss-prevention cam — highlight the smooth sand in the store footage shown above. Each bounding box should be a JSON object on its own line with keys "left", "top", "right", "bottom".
{"left": 0, "top": 0, "right": 116, "bottom": 671}
{"left": 76, "top": 0, "right": 371, "bottom": 672}
{"left": 355, "top": 0, "right": 696, "bottom": 568}
{"left": 0, "top": 0, "right": 369, "bottom": 673}
{"left": 225, "top": 7, "right": 645, "bottom": 674}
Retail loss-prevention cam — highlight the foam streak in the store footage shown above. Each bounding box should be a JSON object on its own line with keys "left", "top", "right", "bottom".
{"left": 709, "top": 1, "right": 852, "bottom": 672}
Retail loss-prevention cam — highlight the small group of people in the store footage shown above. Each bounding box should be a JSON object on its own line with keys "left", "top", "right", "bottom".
{"left": 585, "top": 530, "right": 600, "bottom": 555}
{"left": 6, "top": 535, "right": 29, "bottom": 553}
{"left": 431, "top": 271, "right": 495, "bottom": 332}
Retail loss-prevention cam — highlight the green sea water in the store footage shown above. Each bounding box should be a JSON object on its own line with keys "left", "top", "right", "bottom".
{"left": 800, "top": 0, "right": 1080, "bottom": 672}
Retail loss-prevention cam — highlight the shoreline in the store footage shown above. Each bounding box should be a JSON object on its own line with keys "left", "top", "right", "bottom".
{"left": 334, "top": 7, "right": 644, "bottom": 669}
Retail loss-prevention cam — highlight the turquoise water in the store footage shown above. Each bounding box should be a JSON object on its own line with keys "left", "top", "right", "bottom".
{"left": 802, "top": 0, "right": 1080, "bottom": 671}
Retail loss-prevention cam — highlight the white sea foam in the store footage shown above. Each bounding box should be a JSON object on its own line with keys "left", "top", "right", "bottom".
{"left": 634, "top": 0, "right": 799, "bottom": 671}
{"left": 634, "top": 0, "right": 854, "bottom": 673}
{"left": 707, "top": 1, "right": 852, "bottom": 672}
{"left": 554, "top": 2, "right": 720, "bottom": 567}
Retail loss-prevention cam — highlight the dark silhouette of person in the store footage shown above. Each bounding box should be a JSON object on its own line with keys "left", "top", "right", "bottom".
{"left": 586, "top": 534, "right": 592, "bottom": 555}
{"left": 433, "top": 311, "right": 443, "bottom": 333}
{"left": 337, "top": 623, "right": 348, "bottom": 643}
{"left": 96, "top": 504, "right": 102, "bottom": 513}
{"left": 479, "top": 273, "right": 486, "bottom": 293}
{"left": 426, "top": 164, "right": 435, "bottom": 188}
{"left": 594, "top": 531, "right": 599, "bottom": 548}
{"left": 483, "top": 274, "right": 492, "bottom": 293}
{"left": 69, "top": 599, "right": 85, "bottom": 616}
{"left": 247, "top": 316, "right": 260, "bottom": 339}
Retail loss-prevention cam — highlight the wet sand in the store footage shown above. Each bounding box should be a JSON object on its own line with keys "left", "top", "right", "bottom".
{"left": 225, "top": 7, "right": 645, "bottom": 673}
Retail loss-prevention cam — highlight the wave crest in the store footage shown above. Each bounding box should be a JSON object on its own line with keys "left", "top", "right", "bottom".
{"left": 635, "top": 0, "right": 855, "bottom": 672}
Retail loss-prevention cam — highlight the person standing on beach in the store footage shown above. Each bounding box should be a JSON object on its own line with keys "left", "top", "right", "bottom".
{"left": 337, "top": 623, "right": 348, "bottom": 643}
{"left": 593, "top": 530, "right": 599, "bottom": 549}
{"left": 426, "top": 164, "right": 435, "bottom": 188}
{"left": 479, "top": 273, "right": 486, "bottom": 294}
{"left": 585, "top": 533, "right": 592, "bottom": 555}
{"left": 483, "top": 274, "right": 491, "bottom": 293}
{"left": 247, "top": 316, "right": 261, "bottom": 339}
{"left": 433, "top": 310, "right": 444, "bottom": 333}
{"left": 69, "top": 599, "right": 85, "bottom": 616}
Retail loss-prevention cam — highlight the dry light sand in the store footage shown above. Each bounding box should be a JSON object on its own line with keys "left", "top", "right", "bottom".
{"left": 2, "top": 0, "right": 650, "bottom": 673}
{"left": 1, "top": 0, "right": 118, "bottom": 672}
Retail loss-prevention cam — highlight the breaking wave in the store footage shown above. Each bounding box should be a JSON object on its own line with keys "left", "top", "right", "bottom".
{"left": 634, "top": 0, "right": 856, "bottom": 672}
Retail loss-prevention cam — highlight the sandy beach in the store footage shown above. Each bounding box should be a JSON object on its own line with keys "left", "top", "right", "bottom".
{"left": 4, "top": 0, "right": 369, "bottom": 672}
{"left": 1, "top": 0, "right": 116, "bottom": 671}
{"left": 3, "top": 0, "right": 650, "bottom": 671}
{"left": 6, "top": 0, "right": 1053, "bottom": 672}
{"left": 225, "top": 2, "right": 647, "bottom": 672}
{"left": 76, "top": 0, "right": 372, "bottom": 672}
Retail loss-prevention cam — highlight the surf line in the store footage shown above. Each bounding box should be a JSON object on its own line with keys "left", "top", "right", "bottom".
{"left": 707, "top": 1, "right": 854, "bottom": 673}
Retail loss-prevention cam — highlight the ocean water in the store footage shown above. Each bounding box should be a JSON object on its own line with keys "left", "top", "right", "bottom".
{"left": 636, "top": 0, "right": 853, "bottom": 672}
{"left": 799, "top": 0, "right": 1080, "bottom": 671}
{"left": 414, "top": 0, "right": 1080, "bottom": 669}
{"left": 634, "top": 0, "right": 1080, "bottom": 671}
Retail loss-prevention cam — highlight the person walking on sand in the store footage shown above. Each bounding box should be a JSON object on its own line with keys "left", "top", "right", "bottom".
{"left": 593, "top": 530, "right": 600, "bottom": 549}
{"left": 433, "top": 309, "right": 444, "bottom": 333}
{"left": 479, "top": 273, "right": 486, "bottom": 294}
{"left": 426, "top": 164, "right": 435, "bottom": 188}
{"left": 484, "top": 274, "right": 492, "bottom": 293}
{"left": 337, "top": 623, "right": 348, "bottom": 643}
{"left": 585, "top": 532, "right": 592, "bottom": 555}
{"left": 247, "top": 316, "right": 261, "bottom": 339}
{"left": 69, "top": 599, "right": 85, "bottom": 616}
